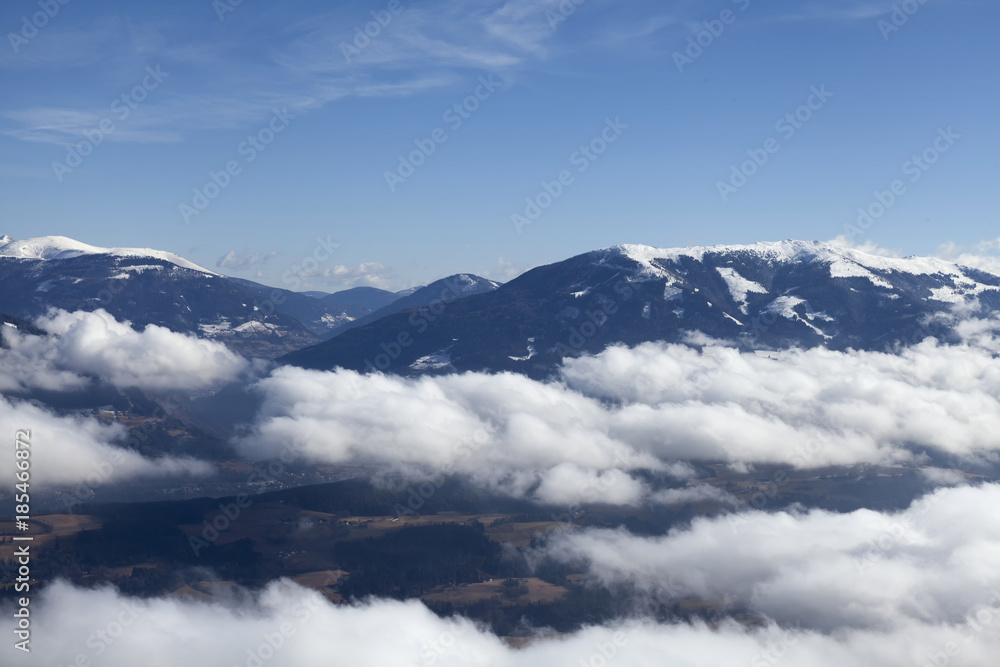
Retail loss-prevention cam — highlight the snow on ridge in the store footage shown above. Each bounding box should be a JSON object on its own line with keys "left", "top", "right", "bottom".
{"left": 410, "top": 352, "right": 452, "bottom": 370}
{"left": 764, "top": 296, "right": 833, "bottom": 339}
{"left": 509, "top": 337, "right": 538, "bottom": 362}
{"left": 663, "top": 285, "right": 682, "bottom": 300}
{"left": 765, "top": 295, "right": 805, "bottom": 318}
{"left": 0, "top": 235, "right": 216, "bottom": 274}
{"left": 611, "top": 240, "right": 996, "bottom": 281}
{"left": 446, "top": 274, "right": 501, "bottom": 296}
{"left": 716, "top": 267, "right": 767, "bottom": 313}
{"left": 614, "top": 240, "right": 832, "bottom": 266}
{"left": 828, "top": 259, "right": 893, "bottom": 288}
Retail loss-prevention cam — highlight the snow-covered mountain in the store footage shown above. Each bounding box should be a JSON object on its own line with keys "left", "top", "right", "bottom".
{"left": 0, "top": 235, "right": 502, "bottom": 358}
{"left": 327, "top": 273, "right": 502, "bottom": 338}
{"left": 0, "top": 235, "right": 214, "bottom": 272}
{"left": 7, "top": 235, "right": 996, "bottom": 370}
{"left": 0, "top": 236, "right": 322, "bottom": 357}
{"left": 282, "top": 240, "right": 1000, "bottom": 376}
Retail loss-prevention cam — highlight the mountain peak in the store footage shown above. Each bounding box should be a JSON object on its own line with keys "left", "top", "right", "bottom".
{"left": 0, "top": 235, "right": 215, "bottom": 274}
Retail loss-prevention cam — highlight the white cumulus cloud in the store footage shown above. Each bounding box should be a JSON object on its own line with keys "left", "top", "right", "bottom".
{"left": 2, "top": 309, "right": 248, "bottom": 392}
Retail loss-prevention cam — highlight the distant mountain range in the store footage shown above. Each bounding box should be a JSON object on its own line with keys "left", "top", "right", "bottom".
{"left": 3, "top": 235, "right": 997, "bottom": 374}
{"left": 316, "top": 286, "right": 404, "bottom": 317}
{"left": 0, "top": 235, "right": 499, "bottom": 358}
{"left": 282, "top": 241, "right": 1000, "bottom": 377}
{"left": 326, "top": 274, "right": 501, "bottom": 339}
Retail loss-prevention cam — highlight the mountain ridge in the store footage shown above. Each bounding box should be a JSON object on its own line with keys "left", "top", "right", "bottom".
{"left": 0, "top": 234, "right": 503, "bottom": 358}
{"left": 281, "top": 239, "right": 1000, "bottom": 377}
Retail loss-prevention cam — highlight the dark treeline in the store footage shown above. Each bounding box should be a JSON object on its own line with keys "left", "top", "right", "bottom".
{"left": 335, "top": 522, "right": 519, "bottom": 599}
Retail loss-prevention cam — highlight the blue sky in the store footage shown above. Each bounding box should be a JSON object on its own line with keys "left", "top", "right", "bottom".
{"left": 1, "top": 0, "right": 997, "bottom": 292}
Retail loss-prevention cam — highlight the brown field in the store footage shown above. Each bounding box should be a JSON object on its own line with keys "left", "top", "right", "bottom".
{"left": 330, "top": 511, "right": 511, "bottom": 540}
{"left": 172, "top": 580, "right": 241, "bottom": 602}
{"left": 421, "top": 577, "right": 568, "bottom": 606}
{"left": 175, "top": 503, "right": 572, "bottom": 578}
{"left": 485, "top": 520, "right": 562, "bottom": 547}
{"left": 36, "top": 513, "right": 103, "bottom": 535}
{"left": 0, "top": 514, "right": 102, "bottom": 558}
{"left": 290, "top": 569, "right": 348, "bottom": 603}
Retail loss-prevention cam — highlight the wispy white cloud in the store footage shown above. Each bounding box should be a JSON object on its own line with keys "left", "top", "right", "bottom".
{"left": 592, "top": 14, "right": 678, "bottom": 47}
{"left": 2, "top": 0, "right": 578, "bottom": 146}
{"left": 216, "top": 249, "right": 279, "bottom": 271}
{"left": 828, "top": 234, "right": 905, "bottom": 258}
{"left": 483, "top": 255, "right": 529, "bottom": 282}
{"left": 937, "top": 238, "right": 1000, "bottom": 276}
{"left": 298, "top": 262, "right": 399, "bottom": 291}
{"left": 771, "top": 1, "right": 907, "bottom": 22}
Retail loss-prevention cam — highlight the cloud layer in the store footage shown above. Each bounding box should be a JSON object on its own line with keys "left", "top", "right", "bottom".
{"left": 0, "top": 309, "right": 240, "bottom": 488}
{"left": 5, "top": 574, "right": 1000, "bottom": 667}
{"left": 541, "top": 482, "right": 1000, "bottom": 634}
{"left": 243, "top": 330, "right": 1000, "bottom": 506}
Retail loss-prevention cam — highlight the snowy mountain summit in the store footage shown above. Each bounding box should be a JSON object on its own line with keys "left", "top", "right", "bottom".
{"left": 0, "top": 234, "right": 319, "bottom": 357}
{"left": 0, "top": 234, "right": 502, "bottom": 360}
{"left": 0, "top": 235, "right": 214, "bottom": 273}
{"left": 285, "top": 239, "right": 1000, "bottom": 377}
{"left": 608, "top": 240, "right": 999, "bottom": 308}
